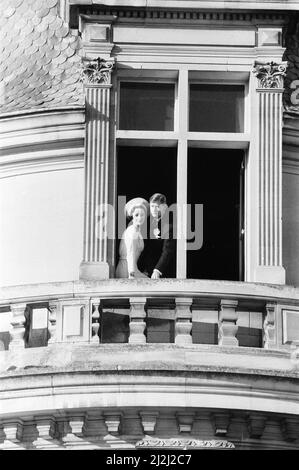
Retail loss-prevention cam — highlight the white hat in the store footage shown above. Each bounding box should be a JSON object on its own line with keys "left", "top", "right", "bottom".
{"left": 125, "top": 197, "right": 149, "bottom": 218}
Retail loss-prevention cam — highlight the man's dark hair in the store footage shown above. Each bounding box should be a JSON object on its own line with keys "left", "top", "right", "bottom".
{"left": 149, "top": 193, "right": 167, "bottom": 205}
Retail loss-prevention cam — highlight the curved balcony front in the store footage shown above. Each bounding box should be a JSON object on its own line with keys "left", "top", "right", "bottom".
{"left": 0, "top": 279, "right": 299, "bottom": 449}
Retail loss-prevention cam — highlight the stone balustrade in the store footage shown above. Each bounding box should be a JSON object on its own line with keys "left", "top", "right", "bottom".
{"left": 1, "top": 279, "right": 299, "bottom": 352}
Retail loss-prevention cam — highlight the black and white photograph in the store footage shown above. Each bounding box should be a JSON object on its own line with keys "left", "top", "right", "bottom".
{"left": 0, "top": 0, "right": 299, "bottom": 455}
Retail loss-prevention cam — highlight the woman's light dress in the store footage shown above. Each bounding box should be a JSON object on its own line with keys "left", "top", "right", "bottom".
{"left": 115, "top": 224, "right": 148, "bottom": 278}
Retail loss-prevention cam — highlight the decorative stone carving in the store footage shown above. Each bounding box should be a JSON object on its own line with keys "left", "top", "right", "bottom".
{"left": 175, "top": 298, "right": 192, "bottom": 345}
{"left": 80, "top": 57, "right": 114, "bottom": 85}
{"left": 2, "top": 420, "right": 23, "bottom": 443}
{"left": 9, "top": 303, "right": 27, "bottom": 350}
{"left": 263, "top": 303, "right": 277, "bottom": 349}
{"left": 176, "top": 412, "right": 195, "bottom": 433}
{"left": 282, "top": 416, "right": 299, "bottom": 442}
{"left": 48, "top": 301, "right": 58, "bottom": 344}
{"left": 139, "top": 412, "right": 159, "bottom": 435}
{"left": 213, "top": 412, "right": 230, "bottom": 436}
{"left": 103, "top": 412, "right": 122, "bottom": 435}
{"left": 129, "top": 297, "right": 147, "bottom": 344}
{"left": 247, "top": 413, "right": 267, "bottom": 439}
{"left": 218, "top": 299, "right": 239, "bottom": 346}
{"left": 254, "top": 61, "right": 287, "bottom": 89}
{"left": 68, "top": 415, "right": 84, "bottom": 436}
{"left": 35, "top": 416, "right": 56, "bottom": 440}
{"left": 135, "top": 438, "right": 235, "bottom": 449}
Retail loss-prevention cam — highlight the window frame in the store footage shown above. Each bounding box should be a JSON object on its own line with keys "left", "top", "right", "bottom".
{"left": 115, "top": 70, "right": 250, "bottom": 279}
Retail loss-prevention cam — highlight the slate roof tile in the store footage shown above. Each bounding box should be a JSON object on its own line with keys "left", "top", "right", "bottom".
{"left": 0, "top": 0, "right": 84, "bottom": 115}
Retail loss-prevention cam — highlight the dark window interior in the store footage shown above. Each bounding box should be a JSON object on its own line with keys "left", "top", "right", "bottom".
{"left": 119, "top": 82, "right": 175, "bottom": 131}
{"left": 189, "top": 84, "right": 244, "bottom": 133}
{"left": 146, "top": 317, "right": 175, "bottom": 343}
{"left": 192, "top": 322, "right": 218, "bottom": 344}
{"left": 101, "top": 311, "right": 130, "bottom": 343}
{"left": 187, "top": 148, "right": 244, "bottom": 280}
{"left": 237, "top": 327, "right": 263, "bottom": 348}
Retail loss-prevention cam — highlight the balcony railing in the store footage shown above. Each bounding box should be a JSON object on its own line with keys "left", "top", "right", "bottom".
{"left": 1, "top": 279, "right": 299, "bottom": 353}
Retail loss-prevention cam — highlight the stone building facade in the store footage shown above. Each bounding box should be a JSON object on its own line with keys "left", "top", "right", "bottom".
{"left": 1, "top": 0, "right": 299, "bottom": 450}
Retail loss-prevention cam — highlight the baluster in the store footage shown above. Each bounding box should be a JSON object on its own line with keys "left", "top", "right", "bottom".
{"left": 9, "top": 303, "right": 27, "bottom": 350}
{"left": 129, "top": 297, "right": 147, "bottom": 344}
{"left": 175, "top": 298, "right": 192, "bottom": 345}
{"left": 218, "top": 299, "right": 239, "bottom": 346}
{"left": 263, "top": 302, "right": 277, "bottom": 349}
{"left": 48, "top": 301, "right": 59, "bottom": 344}
{"left": 91, "top": 300, "right": 101, "bottom": 343}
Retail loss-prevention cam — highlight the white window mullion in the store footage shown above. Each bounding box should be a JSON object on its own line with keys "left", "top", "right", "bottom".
{"left": 176, "top": 69, "right": 189, "bottom": 279}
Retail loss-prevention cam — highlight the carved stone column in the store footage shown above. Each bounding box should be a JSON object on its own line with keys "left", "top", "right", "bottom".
{"left": 79, "top": 57, "right": 115, "bottom": 280}
{"left": 253, "top": 61, "right": 287, "bottom": 285}
{"left": 218, "top": 299, "right": 239, "bottom": 346}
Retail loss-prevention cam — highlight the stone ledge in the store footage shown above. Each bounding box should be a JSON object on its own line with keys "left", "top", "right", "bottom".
{"left": 0, "top": 343, "right": 298, "bottom": 379}
{"left": 1, "top": 279, "right": 299, "bottom": 304}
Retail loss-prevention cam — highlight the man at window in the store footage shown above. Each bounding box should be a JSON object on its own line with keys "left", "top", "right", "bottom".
{"left": 138, "top": 193, "right": 176, "bottom": 279}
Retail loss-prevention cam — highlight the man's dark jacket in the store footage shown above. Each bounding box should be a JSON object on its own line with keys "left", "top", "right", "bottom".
{"left": 138, "top": 214, "right": 176, "bottom": 278}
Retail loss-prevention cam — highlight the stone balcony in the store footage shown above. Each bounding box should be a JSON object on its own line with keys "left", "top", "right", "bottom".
{"left": 1, "top": 278, "right": 299, "bottom": 352}
{"left": 0, "top": 279, "right": 299, "bottom": 449}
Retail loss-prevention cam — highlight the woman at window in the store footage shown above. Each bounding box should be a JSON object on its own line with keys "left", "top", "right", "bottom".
{"left": 115, "top": 197, "right": 149, "bottom": 279}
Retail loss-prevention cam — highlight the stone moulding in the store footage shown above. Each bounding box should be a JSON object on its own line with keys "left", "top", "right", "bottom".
{"left": 71, "top": 4, "right": 288, "bottom": 24}
{"left": 135, "top": 438, "right": 235, "bottom": 449}
{"left": 253, "top": 61, "right": 288, "bottom": 89}
{"left": 80, "top": 57, "right": 115, "bottom": 85}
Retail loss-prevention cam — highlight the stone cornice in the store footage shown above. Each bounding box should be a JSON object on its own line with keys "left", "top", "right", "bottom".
{"left": 67, "top": 0, "right": 299, "bottom": 14}
{"left": 73, "top": 5, "right": 289, "bottom": 28}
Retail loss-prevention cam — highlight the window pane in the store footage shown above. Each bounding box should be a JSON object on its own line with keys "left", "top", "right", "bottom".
{"left": 119, "top": 82, "right": 175, "bottom": 131}
{"left": 189, "top": 84, "right": 244, "bottom": 132}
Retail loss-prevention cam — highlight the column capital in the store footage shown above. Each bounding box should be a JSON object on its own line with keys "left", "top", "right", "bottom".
{"left": 253, "top": 61, "right": 288, "bottom": 90}
{"left": 80, "top": 57, "right": 115, "bottom": 86}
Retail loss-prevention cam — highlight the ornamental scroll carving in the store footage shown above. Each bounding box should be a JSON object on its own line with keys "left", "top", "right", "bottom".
{"left": 80, "top": 57, "right": 114, "bottom": 85}
{"left": 253, "top": 61, "right": 288, "bottom": 89}
{"left": 135, "top": 439, "right": 235, "bottom": 449}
